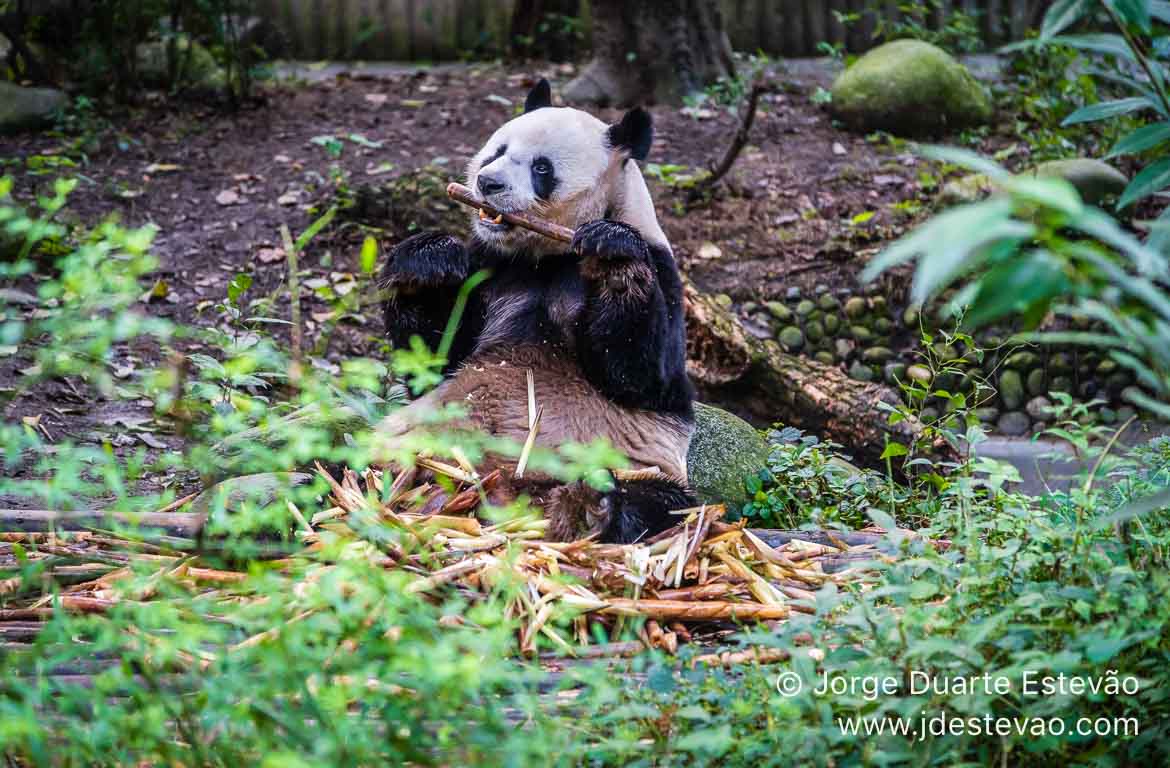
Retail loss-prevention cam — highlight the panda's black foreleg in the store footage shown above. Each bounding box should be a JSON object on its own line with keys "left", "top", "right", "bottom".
{"left": 572, "top": 220, "right": 690, "bottom": 414}
{"left": 379, "top": 231, "right": 482, "bottom": 372}
{"left": 599, "top": 476, "right": 696, "bottom": 544}
{"left": 545, "top": 474, "right": 696, "bottom": 543}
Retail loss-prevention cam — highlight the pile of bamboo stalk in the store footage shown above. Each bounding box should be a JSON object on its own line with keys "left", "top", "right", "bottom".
{"left": 1, "top": 461, "right": 895, "bottom": 661}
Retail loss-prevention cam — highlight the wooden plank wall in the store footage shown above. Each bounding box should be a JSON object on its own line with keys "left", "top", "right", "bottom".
{"left": 255, "top": 0, "right": 1049, "bottom": 61}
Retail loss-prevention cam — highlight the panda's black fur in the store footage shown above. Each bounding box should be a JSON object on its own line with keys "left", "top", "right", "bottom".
{"left": 379, "top": 80, "right": 695, "bottom": 544}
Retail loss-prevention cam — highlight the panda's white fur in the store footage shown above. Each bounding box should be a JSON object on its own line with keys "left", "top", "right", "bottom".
{"left": 465, "top": 107, "right": 670, "bottom": 254}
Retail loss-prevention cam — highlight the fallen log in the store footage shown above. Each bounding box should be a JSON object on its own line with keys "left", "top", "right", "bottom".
{"left": 683, "top": 282, "right": 935, "bottom": 468}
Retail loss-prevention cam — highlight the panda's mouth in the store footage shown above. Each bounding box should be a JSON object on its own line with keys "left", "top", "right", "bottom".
{"left": 477, "top": 207, "right": 513, "bottom": 232}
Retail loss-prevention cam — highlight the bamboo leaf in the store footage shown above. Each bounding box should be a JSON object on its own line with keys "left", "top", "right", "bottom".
{"left": 1041, "top": 0, "right": 1094, "bottom": 39}
{"left": 1048, "top": 33, "right": 1137, "bottom": 61}
{"left": 1107, "top": 121, "right": 1170, "bottom": 157}
{"left": 1118, "top": 157, "right": 1170, "bottom": 209}
{"left": 1107, "top": 0, "right": 1152, "bottom": 32}
{"left": 1062, "top": 96, "right": 1153, "bottom": 126}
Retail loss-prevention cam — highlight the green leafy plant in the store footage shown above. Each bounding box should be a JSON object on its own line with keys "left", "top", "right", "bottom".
{"left": 1006, "top": 0, "right": 1170, "bottom": 235}
{"left": 863, "top": 145, "right": 1170, "bottom": 422}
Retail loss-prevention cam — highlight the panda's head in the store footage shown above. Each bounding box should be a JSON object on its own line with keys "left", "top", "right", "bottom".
{"left": 465, "top": 79, "right": 667, "bottom": 255}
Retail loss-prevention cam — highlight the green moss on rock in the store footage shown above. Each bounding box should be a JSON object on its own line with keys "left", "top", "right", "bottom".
{"left": 830, "top": 40, "right": 992, "bottom": 136}
{"left": 686, "top": 403, "right": 770, "bottom": 514}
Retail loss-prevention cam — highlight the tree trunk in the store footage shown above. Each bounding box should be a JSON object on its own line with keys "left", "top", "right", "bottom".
{"left": 564, "top": 0, "right": 735, "bottom": 106}
{"left": 683, "top": 282, "right": 938, "bottom": 468}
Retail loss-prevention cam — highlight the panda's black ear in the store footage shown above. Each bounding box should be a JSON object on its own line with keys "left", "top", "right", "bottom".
{"left": 524, "top": 78, "right": 552, "bottom": 113}
{"left": 607, "top": 107, "right": 653, "bottom": 162}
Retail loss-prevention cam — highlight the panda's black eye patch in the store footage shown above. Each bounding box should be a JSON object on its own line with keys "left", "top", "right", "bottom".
{"left": 483, "top": 144, "right": 507, "bottom": 166}
{"left": 531, "top": 156, "right": 558, "bottom": 200}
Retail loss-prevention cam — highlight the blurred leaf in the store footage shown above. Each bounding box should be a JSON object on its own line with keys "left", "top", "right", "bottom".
{"left": 920, "top": 145, "right": 1012, "bottom": 181}
{"left": 1108, "top": 0, "right": 1152, "bottom": 30}
{"left": 1107, "top": 121, "right": 1170, "bottom": 158}
{"left": 1041, "top": 0, "right": 1093, "bottom": 38}
{"left": 1047, "top": 33, "right": 1137, "bottom": 60}
{"left": 1062, "top": 96, "right": 1154, "bottom": 126}
{"left": 965, "top": 251, "right": 1068, "bottom": 328}
{"left": 360, "top": 236, "right": 378, "bottom": 274}
{"left": 1007, "top": 176, "right": 1084, "bottom": 216}
{"left": 1118, "top": 157, "right": 1170, "bottom": 208}
{"left": 227, "top": 273, "right": 253, "bottom": 306}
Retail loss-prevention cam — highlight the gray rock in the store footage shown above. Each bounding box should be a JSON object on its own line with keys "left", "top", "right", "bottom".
{"left": 829, "top": 39, "right": 993, "bottom": 136}
{"left": 1025, "top": 396, "right": 1053, "bottom": 421}
{"left": 863, "top": 346, "right": 894, "bottom": 364}
{"left": 975, "top": 406, "right": 1000, "bottom": 423}
{"left": 193, "top": 472, "right": 315, "bottom": 532}
{"left": 999, "top": 370, "right": 1025, "bottom": 410}
{"left": 795, "top": 299, "right": 816, "bottom": 317}
{"left": 805, "top": 320, "right": 825, "bottom": 343}
{"left": 0, "top": 82, "right": 68, "bottom": 134}
{"left": 883, "top": 362, "right": 907, "bottom": 385}
{"left": 849, "top": 361, "right": 875, "bottom": 381}
{"left": 835, "top": 338, "right": 854, "bottom": 360}
{"left": 902, "top": 306, "right": 920, "bottom": 328}
{"left": 906, "top": 364, "right": 933, "bottom": 384}
{"left": 778, "top": 325, "right": 805, "bottom": 352}
{"left": 686, "top": 403, "right": 770, "bottom": 513}
{"left": 1031, "top": 158, "right": 1129, "bottom": 205}
{"left": 786, "top": 286, "right": 802, "bottom": 300}
{"left": 814, "top": 351, "right": 836, "bottom": 365}
{"left": 818, "top": 294, "right": 840, "bottom": 311}
{"left": 824, "top": 314, "right": 841, "bottom": 335}
{"left": 997, "top": 411, "right": 1032, "bottom": 436}
{"left": 1050, "top": 376, "right": 1074, "bottom": 395}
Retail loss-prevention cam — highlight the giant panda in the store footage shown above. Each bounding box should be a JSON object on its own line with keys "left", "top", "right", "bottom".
{"left": 377, "top": 79, "right": 695, "bottom": 544}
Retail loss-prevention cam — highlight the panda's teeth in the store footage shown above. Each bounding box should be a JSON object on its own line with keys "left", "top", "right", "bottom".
{"left": 491, "top": 214, "right": 503, "bottom": 225}
{"left": 478, "top": 208, "right": 489, "bottom": 221}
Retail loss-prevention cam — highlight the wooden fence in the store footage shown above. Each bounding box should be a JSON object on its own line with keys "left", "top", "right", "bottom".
{"left": 255, "top": 0, "right": 1049, "bottom": 61}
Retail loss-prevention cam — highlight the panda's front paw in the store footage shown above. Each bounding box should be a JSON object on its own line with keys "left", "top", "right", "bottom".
{"left": 573, "top": 220, "right": 654, "bottom": 292}
{"left": 572, "top": 220, "right": 650, "bottom": 265}
{"left": 380, "top": 232, "right": 470, "bottom": 291}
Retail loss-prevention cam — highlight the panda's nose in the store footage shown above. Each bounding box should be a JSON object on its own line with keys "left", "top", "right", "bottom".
{"left": 477, "top": 174, "right": 506, "bottom": 197}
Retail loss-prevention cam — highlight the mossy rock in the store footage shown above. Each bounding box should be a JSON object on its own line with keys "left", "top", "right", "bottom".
{"left": 778, "top": 325, "right": 805, "bottom": 351}
{"left": 137, "top": 37, "right": 225, "bottom": 90}
{"left": 1030, "top": 159, "right": 1128, "bottom": 205}
{"left": 843, "top": 296, "right": 868, "bottom": 319}
{"left": 829, "top": 40, "right": 992, "bottom": 136}
{"left": 686, "top": 403, "right": 770, "bottom": 514}
{"left": 999, "top": 369, "right": 1025, "bottom": 410}
{"left": 765, "top": 301, "right": 792, "bottom": 322}
{"left": 0, "top": 82, "right": 67, "bottom": 134}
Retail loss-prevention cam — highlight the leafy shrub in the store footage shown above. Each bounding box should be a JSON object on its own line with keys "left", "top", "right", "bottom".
{"left": 1006, "top": 0, "right": 1170, "bottom": 231}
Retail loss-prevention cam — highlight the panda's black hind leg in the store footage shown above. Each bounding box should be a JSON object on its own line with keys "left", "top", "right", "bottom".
{"left": 599, "top": 476, "right": 695, "bottom": 544}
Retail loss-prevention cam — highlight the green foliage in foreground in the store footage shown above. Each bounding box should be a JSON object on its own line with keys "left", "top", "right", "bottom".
{"left": 2, "top": 178, "right": 1170, "bottom": 765}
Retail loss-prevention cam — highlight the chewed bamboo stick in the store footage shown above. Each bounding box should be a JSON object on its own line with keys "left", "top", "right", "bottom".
{"left": 446, "top": 182, "right": 576, "bottom": 243}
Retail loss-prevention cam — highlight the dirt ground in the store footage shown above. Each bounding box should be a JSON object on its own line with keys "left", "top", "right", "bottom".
{"left": 0, "top": 60, "right": 1035, "bottom": 502}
